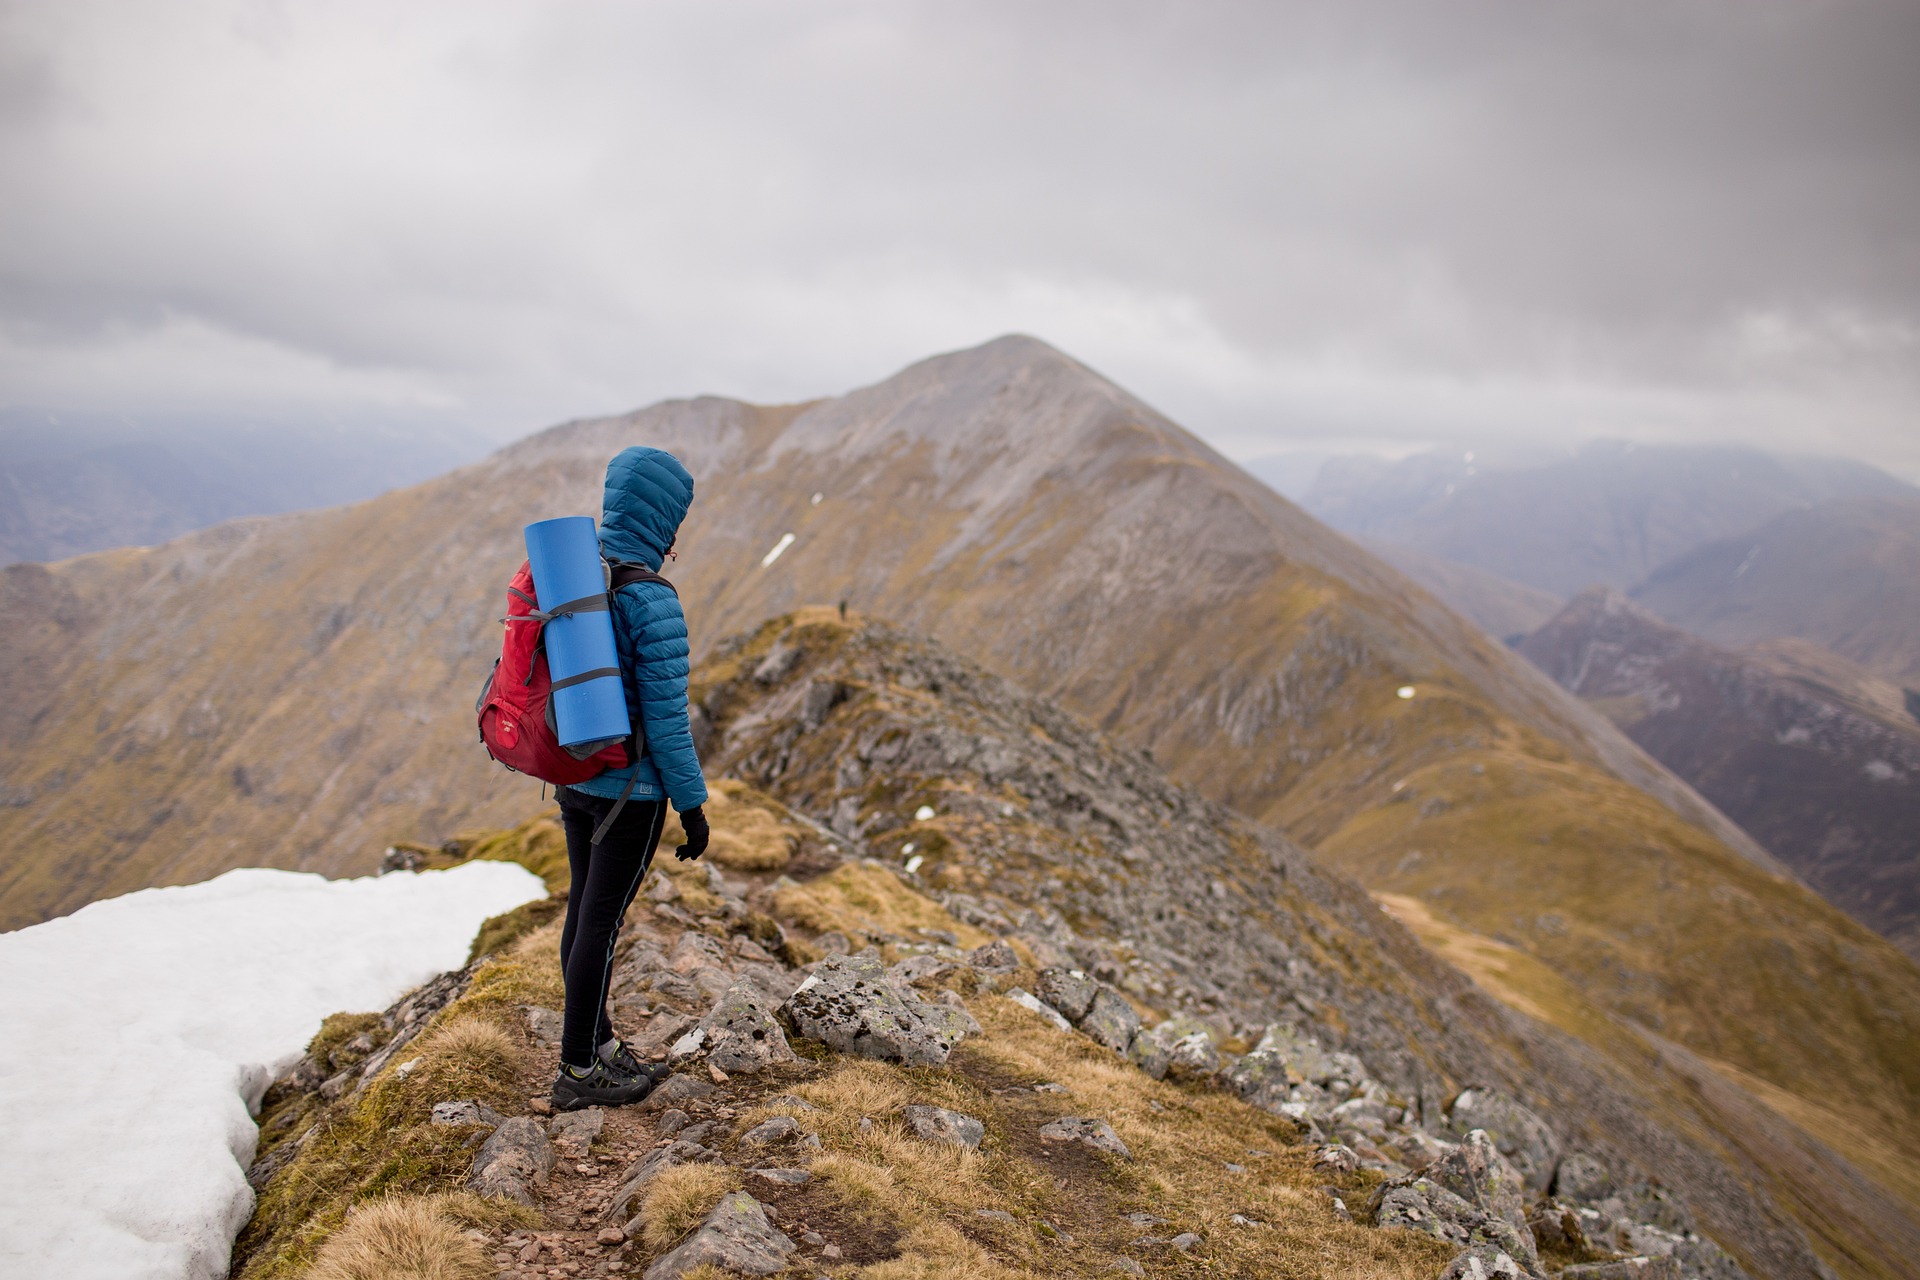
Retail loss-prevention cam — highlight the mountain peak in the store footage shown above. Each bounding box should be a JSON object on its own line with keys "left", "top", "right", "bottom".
{"left": 766, "top": 332, "right": 1150, "bottom": 470}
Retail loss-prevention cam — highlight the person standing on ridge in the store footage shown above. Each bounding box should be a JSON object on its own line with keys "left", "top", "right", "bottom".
{"left": 549, "top": 445, "right": 711, "bottom": 1111}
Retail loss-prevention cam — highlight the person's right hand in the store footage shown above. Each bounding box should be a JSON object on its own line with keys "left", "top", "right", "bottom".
{"left": 675, "top": 806, "right": 709, "bottom": 861}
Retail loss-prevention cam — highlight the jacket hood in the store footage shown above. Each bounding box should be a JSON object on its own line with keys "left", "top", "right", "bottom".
{"left": 600, "top": 446, "right": 694, "bottom": 569}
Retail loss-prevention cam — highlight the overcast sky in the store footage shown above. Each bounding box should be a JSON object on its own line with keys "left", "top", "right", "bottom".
{"left": 3, "top": 0, "right": 1916, "bottom": 476}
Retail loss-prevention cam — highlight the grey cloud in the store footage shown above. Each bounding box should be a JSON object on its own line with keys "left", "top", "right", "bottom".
{"left": 0, "top": 0, "right": 1915, "bottom": 475}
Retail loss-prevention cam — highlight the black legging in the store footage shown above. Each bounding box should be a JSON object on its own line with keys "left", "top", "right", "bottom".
{"left": 555, "top": 787, "right": 667, "bottom": 1067}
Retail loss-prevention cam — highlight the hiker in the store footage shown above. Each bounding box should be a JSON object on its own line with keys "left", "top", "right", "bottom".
{"left": 549, "top": 446, "right": 711, "bottom": 1110}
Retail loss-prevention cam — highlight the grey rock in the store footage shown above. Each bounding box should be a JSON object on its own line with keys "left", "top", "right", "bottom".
{"left": 799, "top": 677, "right": 843, "bottom": 728}
{"left": 766, "top": 1094, "right": 817, "bottom": 1110}
{"left": 1446, "top": 1088, "right": 1562, "bottom": 1194}
{"left": 1220, "top": 1022, "right": 1358, "bottom": 1116}
{"left": 656, "top": 1108, "right": 690, "bottom": 1136}
{"left": 1006, "top": 986, "right": 1072, "bottom": 1032}
{"left": 1527, "top": 1202, "right": 1590, "bottom": 1253}
{"left": 549, "top": 1107, "right": 604, "bottom": 1159}
{"left": 750, "top": 1167, "right": 812, "bottom": 1185}
{"left": 643, "top": 1190, "right": 795, "bottom": 1280}
{"left": 741, "top": 1116, "right": 800, "bottom": 1147}
{"left": 932, "top": 989, "right": 982, "bottom": 1034}
{"left": 1166, "top": 1029, "right": 1221, "bottom": 1077}
{"left": 1610, "top": 1182, "right": 1694, "bottom": 1234}
{"left": 1107, "top": 1261, "right": 1146, "bottom": 1276}
{"left": 646, "top": 971, "right": 708, "bottom": 1007}
{"left": 966, "top": 939, "right": 1021, "bottom": 973}
{"left": 1035, "top": 968, "right": 1099, "bottom": 1021}
{"left": 903, "top": 1104, "right": 985, "bottom": 1148}
{"left": 430, "top": 1099, "right": 504, "bottom": 1128}
{"left": 1561, "top": 1261, "right": 1682, "bottom": 1280}
{"left": 1554, "top": 1150, "right": 1613, "bottom": 1202}
{"left": 753, "top": 640, "right": 801, "bottom": 686}
{"left": 1037, "top": 1116, "right": 1131, "bottom": 1159}
{"left": 887, "top": 953, "right": 957, "bottom": 987}
{"left": 1078, "top": 986, "right": 1141, "bottom": 1053}
{"left": 780, "top": 952, "right": 971, "bottom": 1065}
{"left": 468, "top": 1117, "right": 556, "bottom": 1206}
{"left": 1426, "top": 1130, "right": 1537, "bottom": 1265}
{"left": 522, "top": 1005, "right": 563, "bottom": 1048}
{"left": 632, "top": 1013, "right": 701, "bottom": 1059}
{"left": 1170, "top": 1232, "right": 1200, "bottom": 1252}
{"left": 695, "top": 979, "right": 798, "bottom": 1074}
{"left": 1675, "top": 1236, "right": 1751, "bottom": 1280}
{"left": 1313, "top": 1143, "right": 1360, "bottom": 1173}
{"left": 1441, "top": 1245, "right": 1526, "bottom": 1280}
{"left": 604, "top": 1140, "right": 722, "bottom": 1221}
{"left": 976, "top": 1209, "right": 1015, "bottom": 1223}
{"left": 639, "top": 1073, "right": 717, "bottom": 1111}
{"left": 1251, "top": 1022, "right": 1337, "bottom": 1082}
{"left": 1374, "top": 1179, "right": 1480, "bottom": 1247}
{"left": 1370, "top": 1131, "right": 1539, "bottom": 1271}
{"left": 1126, "top": 1028, "right": 1171, "bottom": 1080}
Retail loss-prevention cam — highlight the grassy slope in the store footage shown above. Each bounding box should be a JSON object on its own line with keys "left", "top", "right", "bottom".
{"left": 695, "top": 611, "right": 1920, "bottom": 1280}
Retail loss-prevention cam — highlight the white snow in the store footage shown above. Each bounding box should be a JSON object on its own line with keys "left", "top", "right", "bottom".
{"left": 0, "top": 861, "right": 545, "bottom": 1280}
{"left": 759, "top": 532, "right": 796, "bottom": 566}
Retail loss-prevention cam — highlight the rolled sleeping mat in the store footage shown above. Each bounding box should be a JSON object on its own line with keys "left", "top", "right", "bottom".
{"left": 523, "top": 515, "right": 631, "bottom": 750}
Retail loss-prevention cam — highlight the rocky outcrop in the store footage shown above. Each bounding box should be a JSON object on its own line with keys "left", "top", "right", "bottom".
{"left": 779, "top": 952, "right": 973, "bottom": 1066}
{"left": 641, "top": 1191, "right": 794, "bottom": 1280}
{"left": 693, "top": 617, "right": 1818, "bottom": 1277}
{"left": 674, "top": 978, "right": 797, "bottom": 1074}
{"left": 469, "top": 1117, "right": 556, "bottom": 1206}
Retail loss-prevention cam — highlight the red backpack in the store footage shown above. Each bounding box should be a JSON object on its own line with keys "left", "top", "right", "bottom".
{"left": 475, "top": 559, "right": 672, "bottom": 786}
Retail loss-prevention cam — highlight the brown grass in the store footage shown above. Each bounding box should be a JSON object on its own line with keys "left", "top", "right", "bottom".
{"left": 302, "top": 1196, "right": 490, "bottom": 1280}
{"left": 638, "top": 1164, "right": 744, "bottom": 1251}
{"left": 404, "top": 1015, "right": 522, "bottom": 1105}
{"left": 702, "top": 779, "right": 798, "bottom": 871}
{"left": 770, "top": 859, "right": 990, "bottom": 948}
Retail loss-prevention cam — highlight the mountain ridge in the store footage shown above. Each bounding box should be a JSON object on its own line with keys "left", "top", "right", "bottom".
{"left": 1304, "top": 441, "right": 1916, "bottom": 599}
{"left": 1520, "top": 588, "right": 1920, "bottom": 960}
{"left": 1629, "top": 495, "right": 1920, "bottom": 686}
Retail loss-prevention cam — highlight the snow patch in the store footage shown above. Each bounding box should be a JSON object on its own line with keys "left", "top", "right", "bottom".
{"left": 760, "top": 532, "right": 796, "bottom": 566}
{"left": 0, "top": 861, "right": 544, "bottom": 1280}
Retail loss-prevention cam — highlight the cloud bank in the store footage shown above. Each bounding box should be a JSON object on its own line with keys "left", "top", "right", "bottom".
{"left": 2, "top": 0, "right": 1916, "bottom": 472}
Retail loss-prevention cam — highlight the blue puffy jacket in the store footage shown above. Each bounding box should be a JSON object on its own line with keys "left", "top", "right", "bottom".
{"left": 567, "top": 447, "right": 709, "bottom": 813}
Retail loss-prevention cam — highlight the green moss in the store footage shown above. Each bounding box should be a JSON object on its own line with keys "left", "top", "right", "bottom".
{"left": 236, "top": 941, "right": 553, "bottom": 1278}
{"left": 304, "top": 1011, "right": 388, "bottom": 1069}
{"left": 467, "top": 895, "right": 565, "bottom": 965}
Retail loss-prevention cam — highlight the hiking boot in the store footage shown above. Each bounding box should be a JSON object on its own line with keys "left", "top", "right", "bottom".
{"left": 601, "top": 1039, "right": 671, "bottom": 1085}
{"left": 551, "top": 1058, "right": 656, "bottom": 1111}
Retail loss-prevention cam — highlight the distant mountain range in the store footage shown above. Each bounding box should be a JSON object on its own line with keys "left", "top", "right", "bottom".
{"left": 0, "top": 408, "right": 493, "bottom": 565}
{"left": 1630, "top": 495, "right": 1920, "bottom": 687}
{"left": 1522, "top": 588, "right": 1920, "bottom": 961}
{"left": 1303, "top": 440, "right": 1916, "bottom": 599}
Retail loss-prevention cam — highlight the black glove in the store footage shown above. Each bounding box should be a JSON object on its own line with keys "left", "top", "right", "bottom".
{"left": 675, "top": 806, "right": 709, "bottom": 861}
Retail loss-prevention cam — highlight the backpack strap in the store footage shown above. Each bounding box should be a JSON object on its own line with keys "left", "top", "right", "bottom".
{"left": 589, "top": 735, "right": 644, "bottom": 848}
{"left": 585, "top": 562, "right": 677, "bottom": 846}
{"left": 608, "top": 562, "right": 678, "bottom": 595}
